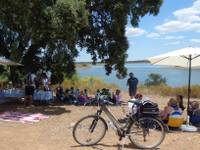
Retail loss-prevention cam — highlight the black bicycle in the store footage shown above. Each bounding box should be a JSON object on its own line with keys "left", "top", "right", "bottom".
{"left": 73, "top": 98, "right": 166, "bottom": 149}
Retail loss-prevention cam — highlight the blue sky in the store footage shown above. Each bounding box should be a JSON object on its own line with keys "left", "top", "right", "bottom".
{"left": 76, "top": 0, "right": 200, "bottom": 61}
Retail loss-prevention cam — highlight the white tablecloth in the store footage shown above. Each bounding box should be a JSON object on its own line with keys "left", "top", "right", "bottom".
{"left": 0, "top": 89, "right": 53, "bottom": 103}
{"left": 3, "top": 89, "right": 25, "bottom": 98}
{"left": 0, "top": 91, "right": 5, "bottom": 104}
{"left": 33, "top": 91, "right": 53, "bottom": 101}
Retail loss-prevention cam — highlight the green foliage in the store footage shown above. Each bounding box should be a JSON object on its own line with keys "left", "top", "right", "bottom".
{"left": 144, "top": 73, "right": 166, "bottom": 86}
{"left": 0, "top": 0, "right": 163, "bottom": 84}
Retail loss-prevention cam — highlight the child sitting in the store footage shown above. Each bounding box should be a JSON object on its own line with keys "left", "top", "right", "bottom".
{"left": 160, "top": 98, "right": 182, "bottom": 123}
{"left": 112, "top": 89, "right": 122, "bottom": 105}
{"left": 77, "top": 91, "right": 87, "bottom": 105}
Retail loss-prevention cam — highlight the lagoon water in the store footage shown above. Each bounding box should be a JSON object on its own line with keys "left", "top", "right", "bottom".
{"left": 77, "top": 63, "right": 200, "bottom": 91}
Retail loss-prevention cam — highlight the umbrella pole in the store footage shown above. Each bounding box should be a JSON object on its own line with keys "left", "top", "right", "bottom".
{"left": 187, "top": 55, "right": 192, "bottom": 117}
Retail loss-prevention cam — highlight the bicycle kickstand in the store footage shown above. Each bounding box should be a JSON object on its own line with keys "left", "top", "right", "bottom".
{"left": 118, "top": 136, "right": 128, "bottom": 150}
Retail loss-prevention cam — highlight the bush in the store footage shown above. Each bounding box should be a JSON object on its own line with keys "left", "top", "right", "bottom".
{"left": 144, "top": 73, "right": 166, "bottom": 86}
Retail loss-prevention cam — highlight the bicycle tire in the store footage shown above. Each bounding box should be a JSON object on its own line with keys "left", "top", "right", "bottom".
{"left": 128, "top": 117, "right": 165, "bottom": 149}
{"left": 73, "top": 115, "right": 107, "bottom": 146}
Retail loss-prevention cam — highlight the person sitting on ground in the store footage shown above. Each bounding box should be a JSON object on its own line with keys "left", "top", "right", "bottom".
{"left": 188, "top": 101, "right": 199, "bottom": 116}
{"left": 68, "top": 87, "right": 76, "bottom": 102}
{"left": 189, "top": 101, "right": 200, "bottom": 126}
{"left": 176, "top": 94, "right": 185, "bottom": 111}
{"left": 77, "top": 91, "right": 87, "bottom": 105}
{"left": 95, "top": 89, "right": 101, "bottom": 100}
{"left": 41, "top": 72, "right": 50, "bottom": 91}
{"left": 56, "top": 85, "right": 64, "bottom": 101}
{"left": 160, "top": 98, "right": 183, "bottom": 123}
{"left": 75, "top": 88, "right": 80, "bottom": 99}
{"left": 83, "top": 89, "right": 89, "bottom": 100}
{"left": 112, "top": 89, "right": 122, "bottom": 105}
{"left": 63, "top": 88, "right": 70, "bottom": 103}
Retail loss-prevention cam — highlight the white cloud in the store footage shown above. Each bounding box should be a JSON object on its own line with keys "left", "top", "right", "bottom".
{"left": 155, "top": 0, "right": 200, "bottom": 34}
{"left": 146, "top": 32, "right": 160, "bottom": 38}
{"left": 191, "top": 38, "right": 200, "bottom": 43}
{"left": 164, "top": 35, "right": 184, "bottom": 40}
{"left": 126, "top": 27, "right": 147, "bottom": 37}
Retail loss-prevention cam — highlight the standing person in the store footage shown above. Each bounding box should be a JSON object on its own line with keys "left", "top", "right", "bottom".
{"left": 127, "top": 72, "right": 138, "bottom": 99}
{"left": 41, "top": 72, "right": 49, "bottom": 91}
{"left": 25, "top": 73, "right": 35, "bottom": 106}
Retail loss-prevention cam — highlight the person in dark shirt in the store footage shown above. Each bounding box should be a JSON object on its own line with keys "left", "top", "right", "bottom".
{"left": 127, "top": 72, "right": 138, "bottom": 99}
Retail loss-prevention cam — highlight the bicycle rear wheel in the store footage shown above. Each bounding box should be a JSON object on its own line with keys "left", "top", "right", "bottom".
{"left": 128, "top": 117, "right": 165, "bottom": 149}
{"left": 73, "top": 115, "right": 107, "bottom": 146}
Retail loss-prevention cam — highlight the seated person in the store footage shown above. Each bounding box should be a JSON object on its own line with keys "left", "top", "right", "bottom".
{"left": 83, "top": 89, "right": 89, "bottom": 100}
{"left": 75, "top": 88, "right": 80, "bottom": 99}
{"left": 95, "top": 89, "right": 101, "bottom": 99}
{"left": 77, "top": 91, "right": 87, "bottom": 105}
{"left": 127, "top": 93, "right": 143, "bottom": 114}
{"left": 188, "top": 101, "right": 199, "bottom": 116}
{"left": 189, "top": 101, "right": 200, "bottom": 126}
{"left": 69, "top": 87, "right": 76, "bottom": 100}
{"left": 112, "top": 89, "right": 122, "bottom": 105}
{"left": 176, "top": 94, "right": 185, "bottom": 111}
{"left": 160, "top": 98, "right": 183, "bottom": 123}
{"left": 56, "top": 85, "right": 64, "bottom": 101}
{"left": 63, "top": 88, "right": 70, "bottom": 103}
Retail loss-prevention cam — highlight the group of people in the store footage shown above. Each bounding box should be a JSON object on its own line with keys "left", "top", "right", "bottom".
{"left": 95, "top": 88, "right": 122, "bottom": 105}
{"left": 160, "top": 95, "right": 185, "bottom": 123}
{"left": 160, "top": 95, "right": 200, "bottom": 127}
{"left": 56, "top": 86, "right": 89, "bottom": 105}
{"left": 25, "top": 71, "right": 51, "bottom": 106}
{"left": 127, "top": 72, "right": 200, "bottom": 127}
{"left": 56, "top": 86, "right": 122, "bottom": 105}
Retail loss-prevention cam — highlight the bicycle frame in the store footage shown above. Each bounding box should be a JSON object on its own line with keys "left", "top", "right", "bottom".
{"left": 95, "top": 104, "right": 131, "bottom": 137}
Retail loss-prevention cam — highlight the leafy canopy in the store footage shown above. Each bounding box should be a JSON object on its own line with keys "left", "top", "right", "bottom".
{"left": 0, "top": 0, "right": 163, "bottom": 83}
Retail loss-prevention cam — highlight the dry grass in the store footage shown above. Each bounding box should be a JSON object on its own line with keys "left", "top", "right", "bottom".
{"left": 60, "top": 76, "right": 118, "bottom": 93}
{"left": 139, "top": 84, "right": 200, "bottom": 98}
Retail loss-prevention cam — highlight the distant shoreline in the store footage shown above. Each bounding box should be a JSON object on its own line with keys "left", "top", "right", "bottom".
{"left": 76, "top": 60, "right": 149, "bottom": 65}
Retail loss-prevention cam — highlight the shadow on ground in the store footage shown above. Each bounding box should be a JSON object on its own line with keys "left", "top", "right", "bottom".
{"left": 71, "top": 143, "right": 160, "bottom": 150}
{"left": 0, "top": 101, "right": 71, "bottom": 115}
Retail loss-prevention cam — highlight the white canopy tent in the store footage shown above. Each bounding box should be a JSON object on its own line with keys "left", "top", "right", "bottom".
{"left": 148, "top": 47, "right": 200, "bottom": 115}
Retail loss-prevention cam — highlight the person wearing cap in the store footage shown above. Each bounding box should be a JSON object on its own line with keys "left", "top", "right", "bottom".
{"left": 127, "top": 72, "right": 138, "bottom": 99}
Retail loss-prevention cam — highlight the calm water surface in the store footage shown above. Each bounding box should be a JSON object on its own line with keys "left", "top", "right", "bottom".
{"left": 77, "top": 63, "right": 200, "bottom": 90}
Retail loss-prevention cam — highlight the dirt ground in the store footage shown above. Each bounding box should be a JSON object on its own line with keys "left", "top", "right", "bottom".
{"left": 0, "top": 93, "right": 200, "bottom": 150}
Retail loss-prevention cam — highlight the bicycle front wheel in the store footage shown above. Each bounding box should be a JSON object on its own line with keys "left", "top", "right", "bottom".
{"left": 128, "top": 117, "right": 165, "bottom": 149}
{"left": 73, "top": 115, "right": 107, "bottom": 146}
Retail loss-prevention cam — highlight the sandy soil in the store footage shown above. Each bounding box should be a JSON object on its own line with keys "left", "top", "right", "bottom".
{"left": 0, "top": 93, "right": 200, "bottom": 150}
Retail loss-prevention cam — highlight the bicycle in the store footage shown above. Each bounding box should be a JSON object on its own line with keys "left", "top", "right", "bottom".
{"left": 72, "top": 97, "right": 166, "bottom": 149}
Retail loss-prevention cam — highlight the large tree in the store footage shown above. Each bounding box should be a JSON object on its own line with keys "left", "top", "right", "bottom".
{"left": 0, "top": 0, "right": 163, "bottom": 83}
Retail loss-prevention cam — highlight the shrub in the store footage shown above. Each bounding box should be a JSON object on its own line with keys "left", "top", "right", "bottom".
{"left": 144, "top": 73, "right": 166, "bottom": 86}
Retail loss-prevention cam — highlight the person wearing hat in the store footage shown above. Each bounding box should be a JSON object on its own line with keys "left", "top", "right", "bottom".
{"left": 127, "top": 72, "right": 138, "bottom": 99}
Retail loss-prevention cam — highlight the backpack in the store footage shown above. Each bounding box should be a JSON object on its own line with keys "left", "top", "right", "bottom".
{"left": 140, "top": 100, "right": 159, "bottom": 117}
